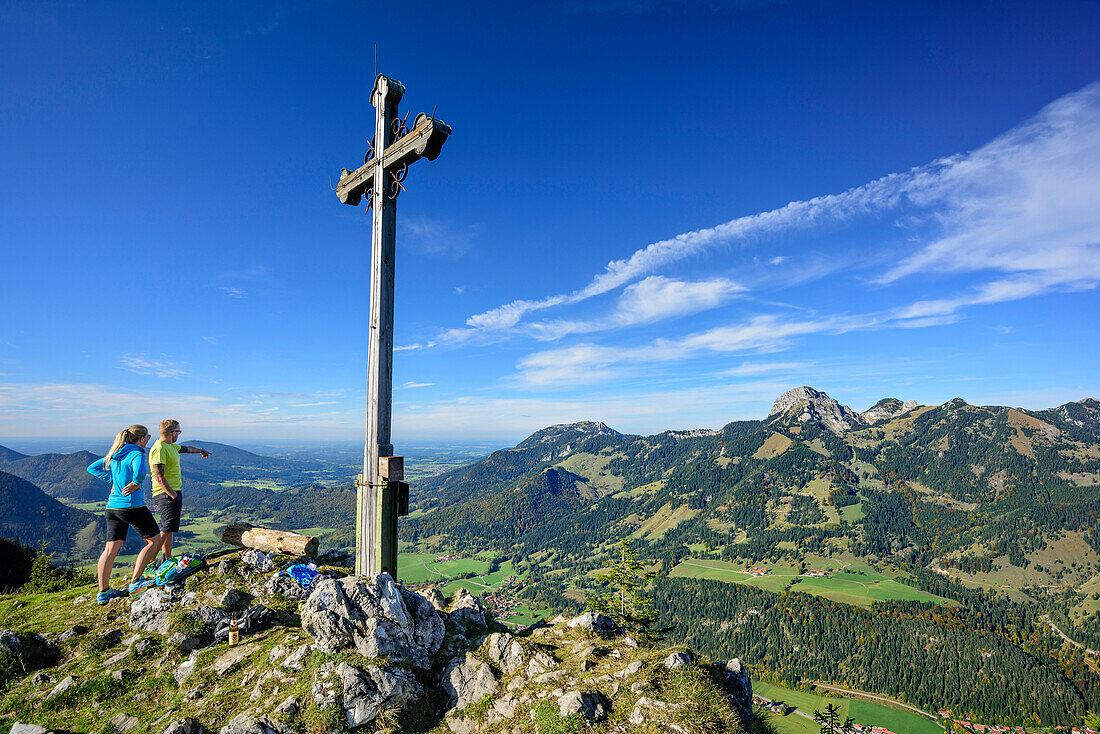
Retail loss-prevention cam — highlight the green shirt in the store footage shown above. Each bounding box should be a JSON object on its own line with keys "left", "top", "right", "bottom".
{"left": 149, "top": 439, "right": 182, "bottom": 497}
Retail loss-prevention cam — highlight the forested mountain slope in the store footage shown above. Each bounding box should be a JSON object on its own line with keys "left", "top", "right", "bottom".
{"left": 401, "top": 387, "right": 1100, "bottom": 725}
{"left": 0, "top": 470, "right": 102, "bottom": 558}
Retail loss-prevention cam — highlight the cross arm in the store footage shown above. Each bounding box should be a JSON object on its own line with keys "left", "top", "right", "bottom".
{"left": 336, "top": 114, "right": 453, "bottom": 206}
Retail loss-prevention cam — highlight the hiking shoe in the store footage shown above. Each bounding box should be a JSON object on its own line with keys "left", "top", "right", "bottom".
{"left": 128, "top": 578, "right": 156, "bottom": 594}
{"left": 97, "top": 588, "right": 127, "bottom": 605}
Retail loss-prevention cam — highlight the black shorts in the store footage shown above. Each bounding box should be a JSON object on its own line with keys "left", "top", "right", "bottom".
{"left": 105, "top": 506, "right": 160, "bottom": 542}
{"left": 152, "top": 491, "right": 183, "bottom": 533}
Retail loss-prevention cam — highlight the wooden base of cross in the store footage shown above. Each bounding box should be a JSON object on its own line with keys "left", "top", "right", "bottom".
{"left": 335, "top": 73, "right": 450, "bottom": 580}
{"left": 355, "top": 456, "right": 409, "bottom": 575}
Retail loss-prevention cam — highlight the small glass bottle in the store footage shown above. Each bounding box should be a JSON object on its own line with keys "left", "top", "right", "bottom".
{"left": 228, "top": 617, "right": 239, "bottom": 645}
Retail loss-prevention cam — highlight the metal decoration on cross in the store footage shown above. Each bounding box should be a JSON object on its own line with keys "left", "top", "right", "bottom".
{"left": 335, "top": 74, "right": 451, "bottom": 578}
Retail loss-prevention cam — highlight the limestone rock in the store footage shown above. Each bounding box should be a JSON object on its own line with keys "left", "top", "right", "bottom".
{"left": 99, "top": 628, "right": 124, "bottom": 647}
{"left": 216, "top": 560, "right": 235, "bottom": 575}
{"left": 448, "top": 588, "right": 487, "bottom": 630}
{"left": 566, "top": 612, "right": 615, "bottom": 633}
{"left": 129, "top": 590, "right": 175, "bottom": 634}
{"left": 557, "top": 690, "right": 609, "bottom": 723}
{"left": 339, "top": 661, "right": 423, "bottom": 728}
{"left": 218, "top": 713, "right": 294, "bottom": 734}
{"left": 312, "top": 661, "right": 340, "bottom": 708}
{"left": 614, "top": 660, "right": 643, "bottom": 678}
{"left": 213, "top": 642, "right": 259, "bottom": 675}
{"left": 174, "top": 652, "right": 198, "bottom": 684}
{"left": 484, "top": 632, "right": 525, "bottom": 674}
{"left": 525, "top": 650, "right": 558, "bottom": 677}
{"left": 663, "top": 652, "right": 693, "bottom": 669}
{"left": 161, "top": 718, "right": 205, "bottom": 734}
{"left": 47, "top": 675, "right": 77, "bottom": 698}
{"left": 768, "top": 386, "right": 865, "bottom": 434}
{"left": 57, "top": 624, "right": 90, "bottom": 643}
{"left": 443, "top": 652, "right": 498, "bottom": 711}
{"left": 10, "top": 724, "right": 47, "bottom": 734}
{"left": 240, "top": 549, "right": 274, "bottom": 573}
{"left": 31, "top": 672, "right": 51, "bottom": 685}
{"left": 418, "top": 586, "right": 446, "bottom": 611}
{"left": 267, "top": 573, "right": 308, "bottom": 600}
{"left": 103, "top": 649, "right": 130, "bottom": 667}
{"left": 862, "top": 397, "right": 919, "bottom": 424}
{"left": 209, "top": 587, "right": 250, "bottom": 610}
{"left": 487, "top": 693, "right": 519, "bottom": 723}
{"left": 723, "top": 658, "right": 753, "bottom": 722}
{"left": 10, "top": 724, "right": 48, "bottom": 734}
{"left": 275, "top": 696, "right": 300, "bottom": 716}
{"left": 133, "top": 637, "right": 156, "bottom": 655}
{"left": 443, "top": 714, "right": 479, "bottom": 734}
{"left": 109, "top": 712, "right": 141, "bottom": 731}
{"left": 280, "top": 643, "right": 312, "bottom": 670}
{"left": 301, "top": 573, "right": 444, "bottom": 669}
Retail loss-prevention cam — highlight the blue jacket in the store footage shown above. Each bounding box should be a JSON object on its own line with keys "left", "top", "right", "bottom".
{"left": 87, "top": 443, "right": 148, "bottom": 509}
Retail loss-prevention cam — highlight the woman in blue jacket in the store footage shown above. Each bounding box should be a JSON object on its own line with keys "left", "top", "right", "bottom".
{"left": 87, "top": 424, "right": 163, "bottom": 604}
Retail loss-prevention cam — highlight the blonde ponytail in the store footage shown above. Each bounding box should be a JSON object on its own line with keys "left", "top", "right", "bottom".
{"left": 104, "top": 424, "right": 149, "bottom": 470}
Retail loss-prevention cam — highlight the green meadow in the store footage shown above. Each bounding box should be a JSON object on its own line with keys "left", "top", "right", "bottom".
{"left": 753, "top": 681, "right": 943, "bottom": 734}
{"left": 669, "top": 558, "right": 949, "bottom": 608}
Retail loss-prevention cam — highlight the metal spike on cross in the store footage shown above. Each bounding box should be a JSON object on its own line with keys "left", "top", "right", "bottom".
{"left": 335, "top": 74, "right": 451, "bottom": 578}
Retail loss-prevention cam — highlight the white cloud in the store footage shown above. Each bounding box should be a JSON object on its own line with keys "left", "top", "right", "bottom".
{"left": 516, "top": 314, "right": 862, "bottom": 386}
{"left": 527, "top": 276, "right": 744, "bottom": 340}
{"left": 219, "top": 287, "right": 247, "bottom": 298}
{"left": 444, "top": 82, "right": 1100, "bottom": 342}
{"left": 722, "top": 361, "right": 808, "bottom": 376}
{"left": 397, "top": 381, "right": 434, "bottom": 389}
{"left": 118, "top": 355, "right": 186, "bottom": 378}
{"left": 881, "top": 84, "right": 1100, "bottom": 288}
{"left": 769, "top": 256, "right": 787, "bottom": 265}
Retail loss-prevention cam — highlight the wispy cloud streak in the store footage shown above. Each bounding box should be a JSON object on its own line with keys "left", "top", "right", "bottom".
{"left": 445, "top": 83, "right": 1100, "bottom": 342}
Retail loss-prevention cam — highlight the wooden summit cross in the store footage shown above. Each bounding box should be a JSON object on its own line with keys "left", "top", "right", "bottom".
{"left": 335, "top": 74, "right": 451, "bottom": 578}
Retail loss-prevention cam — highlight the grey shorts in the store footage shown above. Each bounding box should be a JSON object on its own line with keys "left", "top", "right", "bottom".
{"left": 152, "top": 491, "right": 183, "bottom": 533}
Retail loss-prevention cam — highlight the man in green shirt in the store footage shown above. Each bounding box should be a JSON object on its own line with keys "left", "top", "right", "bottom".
{"left": 150, "top": 419, "right": 210, "bottom": 564}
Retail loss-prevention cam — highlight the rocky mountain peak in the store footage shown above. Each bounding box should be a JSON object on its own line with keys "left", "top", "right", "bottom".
{"left": 861, "top": 397, "right": 920, "bottom": 425}
{"left": 516, "top": 421, "right": 620, "bottom": 449}
{"left": 768, "top": 386, "right": 865, "bottom": 434}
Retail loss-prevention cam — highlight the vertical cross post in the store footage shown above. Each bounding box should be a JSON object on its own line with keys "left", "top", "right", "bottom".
{"left": 336, "top": 73, "right": 450, "bottom": 580}
{"left": 358, "top": 75, "right": 402, "bottom": 578}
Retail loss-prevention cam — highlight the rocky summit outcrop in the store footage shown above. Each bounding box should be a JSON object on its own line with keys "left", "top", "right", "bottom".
{"left": 768, "top": 386, "right": 866, "bottom": 434}
{"left": 861, "top": 397, "right": 920, "bottom": 424}
{"left": 0, "top": 550, "right": 755, "bottom": 733}
{"left": 300, "top": 572, "right": 444, "bottom": 668}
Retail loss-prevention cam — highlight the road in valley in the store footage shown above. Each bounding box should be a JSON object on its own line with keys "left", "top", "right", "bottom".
{"left": 1043, "top": 614, "right": 1098, "bottom": 655}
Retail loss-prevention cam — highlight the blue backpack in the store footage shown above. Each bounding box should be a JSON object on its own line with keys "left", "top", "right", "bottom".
{"left": 153, "top": 552, "right": 207, "bottom": 585}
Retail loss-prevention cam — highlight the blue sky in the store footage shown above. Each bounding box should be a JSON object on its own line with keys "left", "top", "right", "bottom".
{"left": 1, "top": 1, "right": 1098, "bottom": 444}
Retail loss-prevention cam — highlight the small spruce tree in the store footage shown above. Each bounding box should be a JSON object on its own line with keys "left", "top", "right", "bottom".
{"left": 586, "top": 537, "right": 662, "bottom": 641}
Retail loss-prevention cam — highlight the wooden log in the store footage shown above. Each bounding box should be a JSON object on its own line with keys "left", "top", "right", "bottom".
{"left": 220, "top": 523, "right": 318, "bottom": 558}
